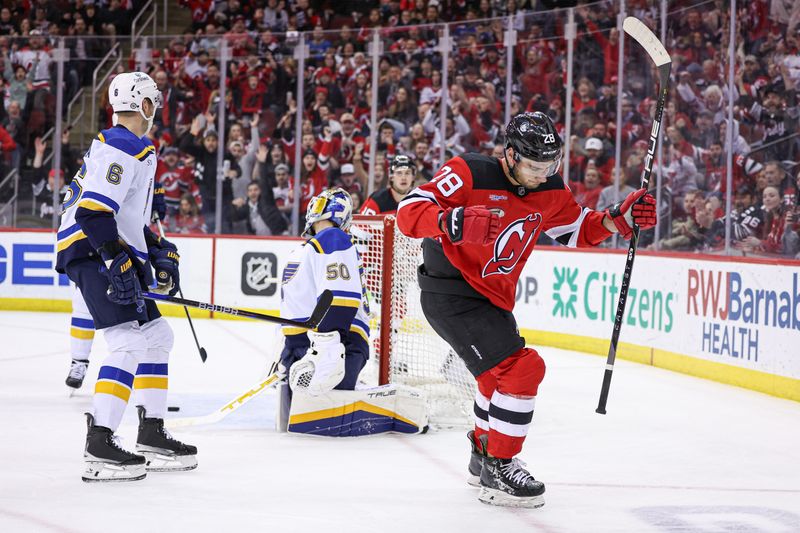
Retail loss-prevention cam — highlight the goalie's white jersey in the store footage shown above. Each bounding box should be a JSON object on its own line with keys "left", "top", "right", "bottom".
{"left": 56, "top": 125, "right": 157, "bottom": 272}
{"left": 281, "top": 226, "right": 370, "bottom": 344}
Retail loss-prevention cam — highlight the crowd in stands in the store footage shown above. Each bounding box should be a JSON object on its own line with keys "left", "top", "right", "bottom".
{"left": 1, "top": 0, "right": 799, "bottom": 258}
{"left": 0, "top": 0, "right": 148, "bottom": 223}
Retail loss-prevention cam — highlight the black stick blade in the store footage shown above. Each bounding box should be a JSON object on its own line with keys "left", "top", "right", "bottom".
{"left": 308, "top": 289, "right": 334, "bottom": 328}
{"left": 199, "top": 347, "right": 208, "bottom": 363}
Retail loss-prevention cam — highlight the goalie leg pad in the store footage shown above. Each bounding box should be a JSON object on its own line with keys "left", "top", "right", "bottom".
{"left": 287, "top": 384, "right": 429, "bottom": 436}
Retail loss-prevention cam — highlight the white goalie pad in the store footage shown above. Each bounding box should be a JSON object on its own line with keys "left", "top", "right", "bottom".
{"left": 289, "top": 331, "right": 346, "bottom": 396}
{"left": 288, "top": 384, "right": 429, "bottom": 436}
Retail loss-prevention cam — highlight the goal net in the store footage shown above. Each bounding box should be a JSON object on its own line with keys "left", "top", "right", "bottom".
{"left": 351, "top": 215, "right": 476, "bottom": 428}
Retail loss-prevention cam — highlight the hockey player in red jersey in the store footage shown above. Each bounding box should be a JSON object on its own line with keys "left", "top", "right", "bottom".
{"left": 396, "top": 112, "right": 656, "bottom": 508}
{"left": 360, "top": 154, "right": 416, "bottom": 215}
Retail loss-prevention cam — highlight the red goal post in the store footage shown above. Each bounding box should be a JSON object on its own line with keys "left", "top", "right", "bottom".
{"left": 351, "top": 214, "right": 475, "bottom": 427}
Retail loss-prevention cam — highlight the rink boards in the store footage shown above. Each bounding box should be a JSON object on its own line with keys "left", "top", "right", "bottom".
{"left": 0, "top": 229, "right": 797, "bottom": 401}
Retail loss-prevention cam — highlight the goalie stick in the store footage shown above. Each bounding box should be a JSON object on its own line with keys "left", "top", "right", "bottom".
{"left": 154, "top": 215, "right": 208, "bottom": 363}
{"left": 143, "top": 289, "right": 334, "bottom": 329}
{"left": 596, "top": 17, "right": 671, "bottom": 415}
{"left": 166, "top": 371, "right": 282, "bottom": 428}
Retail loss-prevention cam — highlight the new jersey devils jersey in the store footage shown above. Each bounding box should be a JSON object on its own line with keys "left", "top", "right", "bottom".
{"left": 396, "top": 153, "right": 612, "bottom": 311}
{"left": 360, "top": 187, "right": 398, "bottom": 215}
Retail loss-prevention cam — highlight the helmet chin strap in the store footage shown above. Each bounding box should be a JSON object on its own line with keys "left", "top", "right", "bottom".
{"left": 503, "top": 148, "right": 523, "bottom": 186}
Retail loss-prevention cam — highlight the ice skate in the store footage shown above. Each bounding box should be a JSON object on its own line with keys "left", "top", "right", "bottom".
{"left": 136, "top": 406, "right": 198, "bottom": 472}
{"left": 478, "top": 456, "right": 545, "bottom": 508}
{"left": 82, "top": 413, "right": 146, "bottom": 483}
{"left": 66, "top": 359, "right": 89, "bottom": 394}
{"left": 466, "top": 431, "right": 487, "bottom": 487}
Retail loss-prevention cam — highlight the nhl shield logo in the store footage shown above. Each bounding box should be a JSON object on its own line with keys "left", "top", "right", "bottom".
{"left": 241, "top": 252, "right": 278, "bottom": 296}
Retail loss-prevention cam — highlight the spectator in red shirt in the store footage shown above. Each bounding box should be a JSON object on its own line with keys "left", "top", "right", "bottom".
{"left": 156, "top": 146, "right": 203, "bottom": 215}
{"left": 571, "top": 167, "right": 603, "bottom": 210}
{"left": 299, "top": 148, "right": 330, "bottom": 213}
{"left": 168, "top": 193, "right": 207, "bottom": 234}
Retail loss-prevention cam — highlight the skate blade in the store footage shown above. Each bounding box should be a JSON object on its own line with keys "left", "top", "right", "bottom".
{"left": 467, "top": 473, "right": 481, "bottom": 487}
{"left": 138, "top": 449, "right": 198, "bottom": 472}
{"left": 82, "top": 461, "right": 147, "bottom": 483}
{"left": 478, "top": 487, "right": 545, "bottom": 508}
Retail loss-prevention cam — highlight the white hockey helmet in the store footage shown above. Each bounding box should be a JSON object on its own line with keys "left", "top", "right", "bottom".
{"left": 108, "top": 71, "right": 162, "bottom": 133}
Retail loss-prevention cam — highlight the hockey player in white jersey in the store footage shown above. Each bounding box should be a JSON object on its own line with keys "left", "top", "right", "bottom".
{"left": 55, "top": 71, "right": 197, "bottom": 482}
{"left": 278, "top": 188, "right": 427, "bottom": 436}
{"left": 65, "top": 183, "right": 167, "bottom": 393}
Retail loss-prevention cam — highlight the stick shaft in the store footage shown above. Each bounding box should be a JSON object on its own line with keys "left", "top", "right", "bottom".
{"left": 143, "top": 291, "right": 325, "bottom": 329}
{"left": 596, "top": 58, "right": 671, "bottom": 414}
{"left": 155, "top": 216, "right": 206, "bottom": 362}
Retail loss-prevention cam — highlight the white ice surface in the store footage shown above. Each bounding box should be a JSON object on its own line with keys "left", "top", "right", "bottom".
{"left": 1, "top": 311, "right": 799, "bottom": 533}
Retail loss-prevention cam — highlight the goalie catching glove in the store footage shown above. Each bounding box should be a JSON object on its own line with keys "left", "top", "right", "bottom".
{"left": 606, "top": 187, "right": 657, "bottom": 240}
{"left": 289, "top": 330, "right": 346, "bottom": 396}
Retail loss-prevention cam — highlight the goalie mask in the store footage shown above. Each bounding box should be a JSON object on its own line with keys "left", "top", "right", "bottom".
{"left": 303, "top": 188, "right": 353, "bottom": 237}
{"left": 108, "top": 72, "right": 163, "bottom": 135}
{"left": 504, "top": 111, "right": 563, "bottom": 180}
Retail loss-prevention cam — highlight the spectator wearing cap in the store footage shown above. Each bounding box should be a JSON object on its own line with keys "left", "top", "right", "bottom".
{"left": 265, "top": 162, "right": 292, "bottom": 224}
{"left": 231, "top": 180, "right": 288, "bottom": 236}
{"left": 156, "top": 146, "right": 203, "bottom": 216}
{"left": 742, "top": 73, "right": 798, "bottom": 162}
{"left": 335, "top": 112, "right": 366, "bottom": 165}
{"left": 577, "top": 137, "right": 615, "bottom": 185}
{"left": 314, "top": 67, "right": 345, "bottom": 109}
{"left": 333, "top": 162, "right": 362, "bottom": 198}
{"left": 179, "top": 115, "right": 242, "bottom": 232}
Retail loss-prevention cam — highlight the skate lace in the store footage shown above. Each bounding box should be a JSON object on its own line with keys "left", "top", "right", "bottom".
{"left": 68, "top": 361, "right": 88, "bottom": 379}
{"left": 501, "top": 458, "right": 535, "bottom": 486}
{"left": 109, "top": 434, "right": 128, "bottom": 452}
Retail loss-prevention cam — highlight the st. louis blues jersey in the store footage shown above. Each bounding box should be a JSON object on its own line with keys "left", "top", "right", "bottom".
{"left": 281, "top": 226, "right": 370, "bottom": 348}
{"left": 56, "top": 125, "right": 157, "bottom": 274}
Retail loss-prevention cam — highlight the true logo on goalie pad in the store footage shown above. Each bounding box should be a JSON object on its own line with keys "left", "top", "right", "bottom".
{"left": 241, "top": 252, "right": 278, "bottom": 296}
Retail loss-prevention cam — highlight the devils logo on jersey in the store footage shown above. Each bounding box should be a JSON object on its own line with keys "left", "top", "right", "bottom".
{"left": 482, "top": 213, "right": 542, "bottom": 277}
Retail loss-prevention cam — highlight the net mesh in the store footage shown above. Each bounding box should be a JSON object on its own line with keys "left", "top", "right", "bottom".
{"left": 351, "top": 215, "right": 476, "bottom": 428}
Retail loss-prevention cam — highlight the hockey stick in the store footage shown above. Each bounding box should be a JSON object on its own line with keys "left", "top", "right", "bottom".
{"left": 143, "top": 289, "right": 334, "bottom": 329}
{"left": 596, "top": 17, "right": 671, "bottom": 415}
{"left": 154, "top": 215, "right": 208, "bottom": 363}
{"left": 166, "top": 372, "right": 281, "bottom": 428}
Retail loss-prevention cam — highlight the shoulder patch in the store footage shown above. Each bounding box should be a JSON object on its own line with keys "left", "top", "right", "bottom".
{"left": 308, "top": 227, "right": 353, "bottom": 254}
{"left": 98, "top": 127, "right": 154, "bottom": 161}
